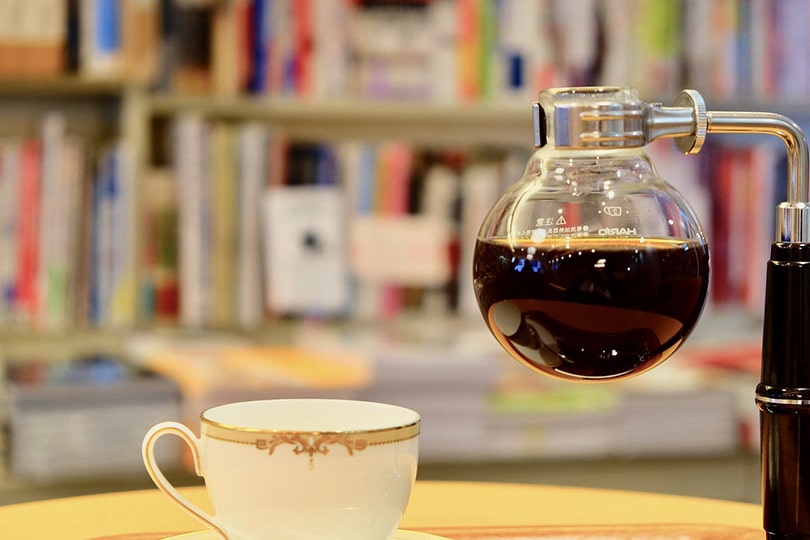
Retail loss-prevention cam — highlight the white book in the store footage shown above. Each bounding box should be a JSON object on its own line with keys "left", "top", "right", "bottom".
{"left": 494, "top": 0, "right": 542, "bottom": 101}
{"left": 262, "top": 186, "right": 349, "bottom": 316}
{"left": 37, "top": 114, "right": 85, "bottom": 330}
{"left": 338, "top": 141, "right": 384, "bottom": 320}
{"left": 350, "top": 214, "right": 453, "bottom": 288}
{"left": 236, "top": 122, "right": 268, "bottom": 328}
{"left": 458, "top": 161, "right": 502, "bottom": 319}
{"left": 312, "top": 0, "right": 349, "bottom": 99}
{"left": 420, "top": 163, "right": 458, "bottom": 222}
{"left": 598, "top": 0, "right": 634, "bottom": 88}
{"left": 36, "top": 114, "right": 63, "bottom": 328}
{"left": 418, "top": 162, "right": 459, "bottom": 314}
{"left": 58, "top": 136, "right": 86, "bottom": 328}
{"left": 552, "top": 0, "right": 598, "bottom": 85}
{"left": 428, "top": 0, "right": 458, "bottom": 102}
{"left": 174, "top": 114, "right": 210, "bottom": 327}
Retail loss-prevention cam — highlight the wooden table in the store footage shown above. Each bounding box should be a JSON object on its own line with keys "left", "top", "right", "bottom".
{"left": 0, "top": 480, "right": 763, "bottom": 539}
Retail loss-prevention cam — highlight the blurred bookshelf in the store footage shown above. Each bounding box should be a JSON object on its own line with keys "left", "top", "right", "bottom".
{"left": 0, "top": 0, "right": 805, "bottom": 498}
{"left": 147, "top": 96, "right": 532, "bottom": 145}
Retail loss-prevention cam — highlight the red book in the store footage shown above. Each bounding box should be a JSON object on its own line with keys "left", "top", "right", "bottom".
{"left": 293, "top": 0, "right": 313, "bottom": 96}
{"left": 709, "top": 146, "right": 733, "bottom": 305}
{"left": 16, "top": 139, "right": 42, "bottom": 323}
{"left": 457, "top": 0, "right": 480, "bottom": 101}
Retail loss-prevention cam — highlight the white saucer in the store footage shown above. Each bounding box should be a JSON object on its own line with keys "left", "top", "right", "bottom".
{"left": 163, "top": 529, "right": 449, "bottom": 539}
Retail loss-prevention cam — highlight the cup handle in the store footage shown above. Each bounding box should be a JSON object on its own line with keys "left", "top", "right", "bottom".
{"left": 142, "top": 421, "right": 226, "bottom": 539}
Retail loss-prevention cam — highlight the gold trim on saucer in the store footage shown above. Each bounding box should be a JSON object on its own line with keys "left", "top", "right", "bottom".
{"left": 161, "top": 529, "right": 450, "bottom": 540}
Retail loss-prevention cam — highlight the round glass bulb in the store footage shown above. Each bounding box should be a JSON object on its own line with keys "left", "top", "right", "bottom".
{"left": 473, "top": 88, "right": 710, "bottom": 382}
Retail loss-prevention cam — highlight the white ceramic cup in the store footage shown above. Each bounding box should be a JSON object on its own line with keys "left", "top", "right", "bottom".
{"left": 143, "top": 399, "right": 420, "bottom": 540}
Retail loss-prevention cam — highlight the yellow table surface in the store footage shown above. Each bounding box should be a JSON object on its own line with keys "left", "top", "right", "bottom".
{"left": 1, "top": 480, "right": 762, "bottom": 539}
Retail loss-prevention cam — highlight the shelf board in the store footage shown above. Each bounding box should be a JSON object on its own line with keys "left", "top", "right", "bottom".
{"left": 0, "top": 328, "right": 131, "bottom": 362}
{"left": 0, "top": 76, "right": 131, "bottom": 97}
{"left": 147, "top": 95, "right": 535, "bottom": 146}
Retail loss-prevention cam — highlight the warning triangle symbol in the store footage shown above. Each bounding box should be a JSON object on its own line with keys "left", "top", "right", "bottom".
{"left": 556, "top": 215, "right": 567, "bottom": 225}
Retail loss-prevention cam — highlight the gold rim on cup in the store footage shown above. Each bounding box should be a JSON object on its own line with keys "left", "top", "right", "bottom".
{"left": 200, "top": 403, "right": 420, "bottom": 468}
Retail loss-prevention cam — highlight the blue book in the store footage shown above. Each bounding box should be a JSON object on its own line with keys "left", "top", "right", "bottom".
{"left": 81, "top": 0, "right": 124, "bottom": 76}
{"left": 249, "top": 0, "right": 270, "bottom": 93}
{"left": 93, "top": 0, "right": 121, "bottom": 53}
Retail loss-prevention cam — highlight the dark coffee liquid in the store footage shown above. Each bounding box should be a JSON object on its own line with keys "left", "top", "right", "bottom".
{"left": 473, "top": 237, "right": 709, "bottom": 381}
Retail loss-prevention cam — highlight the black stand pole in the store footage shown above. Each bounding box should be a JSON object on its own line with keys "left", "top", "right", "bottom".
{"left": 758, "top": 242, "right": 810, "bottom": 539}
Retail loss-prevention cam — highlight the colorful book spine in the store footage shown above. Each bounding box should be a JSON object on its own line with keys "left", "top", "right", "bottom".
{"left": 108, "top": 142, "right": 138, "bottom": 327}
{"left": 15, "top": 139, "right": 42, "bottom": 326}
{"left": 88, "top": 143, "right": 137, "bottom": 326}
{"left": 0, "top": 140, "right": 21, "bottom": 323}
{"left": 248, "top": 0, "right": 271, "bottom": 93}
{"left": 236, "top": 123, "right": 269, "bottom": 327}
{"left": 208, "top": 122, "right": 238, "bottom": 326}
{"left": 8, "top": 0, "right": 810, "bottom": 101}
{"left": 140, "top": 167, "right": 179, "bottom": 324}
{"left": 37, "top": 114, "right": 67, "bottom": 329}
{"left": 173, "top": 114, "right": 210, "bottom": 327}
{"left": 456, "top": 0, "right": 481, "bottom": 101}
{"left": 80, "top": 0, "right": 123, "bottom": 77}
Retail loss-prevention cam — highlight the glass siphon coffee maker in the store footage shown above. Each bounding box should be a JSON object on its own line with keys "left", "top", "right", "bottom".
{"left": 473, "top": 86, "right": 810, "bottom": 539}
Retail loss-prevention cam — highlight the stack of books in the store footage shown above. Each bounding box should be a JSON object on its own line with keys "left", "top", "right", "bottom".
{"left": 354, "top": 328, "right": 502, "bottom": 462}
{"left": 126, "top": 333, "right": 371, "bottom": 430}
{"left": 5, "top": 356, "right": 180, "bottom": 482}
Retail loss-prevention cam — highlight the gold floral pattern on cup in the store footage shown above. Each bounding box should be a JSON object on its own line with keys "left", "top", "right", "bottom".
{"left": 202, "top": 418, "right": 420, "bottom": 469}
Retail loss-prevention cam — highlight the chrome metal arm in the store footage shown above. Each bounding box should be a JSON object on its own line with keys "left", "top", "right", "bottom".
{"left": 534, "top": 87, "right": 810, "bottom": 242}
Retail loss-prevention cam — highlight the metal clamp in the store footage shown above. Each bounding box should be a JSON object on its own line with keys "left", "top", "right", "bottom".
{"left": 533, "top": 87, "right": 810, "bottom": 242}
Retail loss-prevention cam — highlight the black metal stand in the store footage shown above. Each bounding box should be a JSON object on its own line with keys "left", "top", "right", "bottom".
{"left": 758, "top": 242, "right": 810, "bottom": 539}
